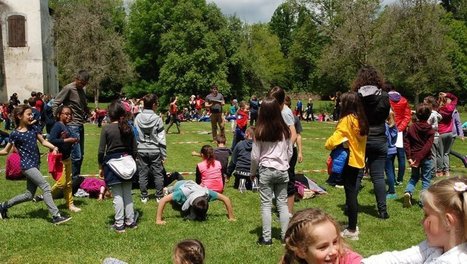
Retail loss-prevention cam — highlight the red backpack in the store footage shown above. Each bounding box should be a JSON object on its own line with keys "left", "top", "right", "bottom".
{"left": 6, "top": 152, "right": 23, "bottom": 180}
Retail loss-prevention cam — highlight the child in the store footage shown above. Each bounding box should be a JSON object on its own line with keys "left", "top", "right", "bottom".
{"left": 166, "top": 96, "right": 180, "bottom": 134}
{"left": 0, "top": 105, "right": 71, "bottom": 224}
{"left": 79, "top": 177, "right": 110, "bottom": 200}
{"left": 213, "top": 135, "right": 231, "bottom": 183}
{"left": 226, "top": 99, "right": 238, "bottom": 132}
{"left": 250, "top": 97, "right": 293, "bottom": 245}
{"left": 156, "top": 180, "right": 234, "bottom": 224}
{"left": 282, "top": 208, "right": 363, "bottom": 264}
{"left": 437, "top": 92, "right": 457, "bottom": 177}
{"left": 325, "top": 92, "right": 368, "bottom": 240}
{"left": 231, "top": 101, "right": 249, "bottom": 150}
{"left": 48, "top": 105, "right": 81, "bottom": 212}
{"left": 195, "top": 145, "right": 224, "bottom": 193}
{"left": 363, "top": 176, "right": 467, "bottom": 263}
{"left": 173, "top": 239, "right": 205, "bottom": 264}
{"left": 424, "top": 96, "right": 442, "bottom": 177}
{"left": 384, "top": 111, "right": 398, "bottom": 199}
{"left": 403, "top": 103, "right": 435, "bottom": 208}
{"left": 227, "top": 126, "right": 254, "bottom": 190}
{"left": 134, "top": 94, "right": 166, "bottom": 204}
{"left": 98, "top": 100, "right": 138, "bottom": 233}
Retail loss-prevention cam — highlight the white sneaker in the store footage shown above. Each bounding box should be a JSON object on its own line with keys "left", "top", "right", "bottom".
{"left": 341, "top": 228, "right": 359, "bottom": 240}
{"left": 163, "top": 187, "right": 169, "bottom": 196}
{"left": 141, "top": 197, "right": 148, "bottom": 204}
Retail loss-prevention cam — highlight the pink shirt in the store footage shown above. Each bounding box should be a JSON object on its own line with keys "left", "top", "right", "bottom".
{"left": 341, "top": 250, "right": 363, "bottom": 264}
{"left": 197, "top": 160, "right": 224, "bottom": 193}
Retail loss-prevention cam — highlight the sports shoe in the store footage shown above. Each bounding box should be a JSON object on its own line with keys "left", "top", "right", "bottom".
{"left": 52, "top": 214, "right": 72, "bottom": 225}
{"left": 33, "top": 195, "right": 43, "bottom": 202}
{"left": 140, "top": 197, "right": 148, "bottom": 204}
{"left": 257, "top": 237, "right": 273, "bottom": 246}
{"left": 403, "top": 192, "right": 412, "bottom": 208}
{"left": 0, "top": 202, "right": 8, "bottom": 219}
{"left": 69, "top": 205, "right": 81, "bottom": 213}
{"left": 125, "top": 211, "right": 139, "bottom": 229}
{"left": 386, "top": 193, "right": 397, "bottom": 200}
{"left": 163, "top": 187, "right": 169, "bottom": 196}
{"left": 341, "top": 228, "right": 359, "bottom": 240}
{"left": 112, "top": 224, "right": 125, "bottom": 233}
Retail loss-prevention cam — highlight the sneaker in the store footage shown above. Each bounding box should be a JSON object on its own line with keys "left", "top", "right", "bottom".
{"left": 395, "top": 181, "right": 402, "bottom": 186}
{"left": 125, "top": 211, "right": 139, "bottom": 229}
{"left": 386, "top": 193, "right": 397, "bottom": 200}
{"left": 52, "top": 214, "right": 72, "bottom": 225}
{"left": 33, "top": 195, "right": 43, "bottom": 202}
{"left": 112, "top": 224, "right": 125, "bottom": 233}
{"left": 378, "top": 211, "right": 390, "bottom": 219}
{"left": 335, "top": 185, "right": 344, "bottom": 189}
{"left": 257, "top": 237, "right": 273, "bottom": 246}
{"left": 403, "top": 192, "right": 412, "bottom": 208}
{"left": 163, "top": 187, "right": 169, "bottom": 197}
{"left": 341, "top": 228, "right": 359, "bottom": 240}
{"left": 0, "top": 202, "right": 8, "bottom": 219}
{"left": 140, "top": 197, "right": 148, "bottom": 204}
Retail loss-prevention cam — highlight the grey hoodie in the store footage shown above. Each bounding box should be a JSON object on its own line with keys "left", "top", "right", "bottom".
{"left": 134, "top": 109, "right": 166, "bottom": 158}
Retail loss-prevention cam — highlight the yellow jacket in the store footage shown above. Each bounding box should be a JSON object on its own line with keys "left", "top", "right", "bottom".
{"left": 325, "top": 114, "right": 367, "bottom": 169}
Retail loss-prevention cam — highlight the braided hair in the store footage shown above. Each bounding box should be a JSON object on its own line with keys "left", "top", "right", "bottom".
{"left": 281, "top": 208, "right": 347, "bottom": 264}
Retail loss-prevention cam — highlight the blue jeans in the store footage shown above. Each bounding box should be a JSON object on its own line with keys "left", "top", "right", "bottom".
{"left": 395, "top": 147, "right": 406, "bottom": 182}
{"left": 385, "top": 153, "right": 396, "bottom": 194}
{"left": 68, "top": 125, "right": 84, "bottom": 179}
{"left": 404, "top": 158, "right": 433, "bottom": 194}
{"left": 258, "top": 167, "right": 289, "bottom": 241}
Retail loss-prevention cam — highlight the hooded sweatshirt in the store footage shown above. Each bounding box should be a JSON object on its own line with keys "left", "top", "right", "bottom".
{"left": 227, "top": 139, "right": 253, "bottom": 175}
{"left": 134, "top": 109, "right": 167, "bottom": 158}
{"left": 438, "top": 93, "right": 457, "bottom": 134}
{"left": 358, "top": 85, "right": 391, "bottom": 141}
{"left": 404, "top": 121, "right": 434, "bottom": 165}
{"left": 388, "top": 91, "right": 412, "bottom": 132}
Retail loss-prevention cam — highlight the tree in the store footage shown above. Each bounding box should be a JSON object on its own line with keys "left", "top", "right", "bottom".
{"left": 372, "top": 0, "right": 454, "bottom": 103}
{"left": 444, "top": 14, "right": 467, "bottom": 98}
{"left": 51, "top": 0, "right": 134, "bottom": 104}
{"left": 440, "top": 0, "right": 467, "bottom": 21}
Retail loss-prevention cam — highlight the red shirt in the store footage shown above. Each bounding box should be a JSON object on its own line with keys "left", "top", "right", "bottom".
{"left": 35, "top": 99, "right": 44, "bottom": 113}
{"left": 195, "top": 99, "right": 204, "bottom": 110}
{"left": 236, "top": 109, "right": 248, "bottom": 129}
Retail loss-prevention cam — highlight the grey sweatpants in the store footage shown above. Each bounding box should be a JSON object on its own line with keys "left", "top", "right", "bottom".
{"left": 111, "top": 182, "right": 134, "bottom": 226}
{"left": 6, "top": 167, "right": 59, "bottom": 217}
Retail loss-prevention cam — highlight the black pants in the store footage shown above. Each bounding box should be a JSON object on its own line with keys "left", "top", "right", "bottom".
{"left": 343, "top": 165, "right": 360, "bottom": 230}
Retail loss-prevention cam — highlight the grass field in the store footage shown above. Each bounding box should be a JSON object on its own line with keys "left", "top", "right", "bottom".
{"left": 0, "top": 114, "right": 466, "bottom": 263}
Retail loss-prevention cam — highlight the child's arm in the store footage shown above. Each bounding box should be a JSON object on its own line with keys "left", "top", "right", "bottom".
{"left": 37, "top": 134, "right": 58, "bottom": 153}
{"left": 156, "top": 194, "right": 173, "bottom": 225}
{"left": 195, "top": 165, "right": 202, "bottom": 184}
{"left": 216, "top": 193, "right": 235, "bottom": 221}
{"left": 325, "top": 117, "right": 349, "bottom": 150}
{"left": 0, "top": 142, "right": 13, "bottom": 156}
{"left": 296, "top": 133, "right": 303, "bottom": 163}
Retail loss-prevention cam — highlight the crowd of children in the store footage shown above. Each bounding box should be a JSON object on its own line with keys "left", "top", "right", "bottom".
{"left": 0, "top": 65, "right": 466, "bottom": 263}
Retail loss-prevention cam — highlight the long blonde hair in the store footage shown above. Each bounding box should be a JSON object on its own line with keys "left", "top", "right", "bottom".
{"left": 281, "top": 208, "right": 347, "bottom": 264}
{"left": 421, "top": 176, "right": 467, "bottom": 242}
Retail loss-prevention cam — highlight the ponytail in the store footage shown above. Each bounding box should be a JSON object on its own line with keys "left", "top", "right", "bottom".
{"left": 200, "top": 145, "right": 215, "bottom": 168}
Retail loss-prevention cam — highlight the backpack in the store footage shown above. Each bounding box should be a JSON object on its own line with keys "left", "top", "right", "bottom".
{"left": 6, "top": 152, "right": 23, "bottom": 180}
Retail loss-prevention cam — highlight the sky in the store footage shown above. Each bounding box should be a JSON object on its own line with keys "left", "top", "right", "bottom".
{"left": 208, "top": 0, "right": 396, "bottom": 24}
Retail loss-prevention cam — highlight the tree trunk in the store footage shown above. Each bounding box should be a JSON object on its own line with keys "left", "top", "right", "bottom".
{"left": 414, "top": 91, "right": 420, "bottom": 105}
{"left": 94, "top": 87, "right": 99, "bottom": 107}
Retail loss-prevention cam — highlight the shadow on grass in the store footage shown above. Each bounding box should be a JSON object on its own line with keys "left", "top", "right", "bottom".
{"left": 249, "top": 226, "right": 283, "bottom": 241}
{"left": 106, "top": 208, "right": 144, "bottom": 225}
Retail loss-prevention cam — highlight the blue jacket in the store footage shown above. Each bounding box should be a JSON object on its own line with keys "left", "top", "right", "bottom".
{"left": 330, "top": 147, "right": 348, "bottom": 174}
{"left": 385, "top": 123, "right": 398, "bottom": 156}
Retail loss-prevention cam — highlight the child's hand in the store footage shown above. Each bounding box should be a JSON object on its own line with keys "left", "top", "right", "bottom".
{"left": 52, "top": 147, "right": 59, "bottom": 154}
{"left": 99, "top": 169, "right": 104, "bottom": 179}
{"left": 156, "top": 219, "right": 166, "bottom": 225}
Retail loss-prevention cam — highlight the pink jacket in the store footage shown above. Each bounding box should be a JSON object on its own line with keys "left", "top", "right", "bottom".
{"left": 438, "top": 93, "right": 458, "bottom": 134}
{"left": 196, "top": 160, "right": 224, "bottom": 193}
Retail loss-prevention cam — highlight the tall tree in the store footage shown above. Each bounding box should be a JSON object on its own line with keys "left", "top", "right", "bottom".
{"left": 372, "top": 0, "right": 454, "bottom": 103}
{"left": 51, "top": 0, "right": 134, "bottom": 104}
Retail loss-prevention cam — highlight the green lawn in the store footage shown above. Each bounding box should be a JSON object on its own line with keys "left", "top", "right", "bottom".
{"left": 0, "top": 117, "right": 466, "bottom": 263}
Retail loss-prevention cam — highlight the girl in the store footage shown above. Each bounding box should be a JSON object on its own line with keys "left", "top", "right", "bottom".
{"left": 325, "top": 92, "right": 368, "bottom": 240}
{"left": 195, "top": 145, "right": 224, "bottom": 193}
{"left": 250, "top": 97, "right": 293, "bottom": 245}
{"left": 173, "top": 239, "right": 205, "bottom": 264}
{"left": 437, "top": 92, "right": 457, "bottom": 177}
{"left": 385, "top": 111, "right": 398, "bottom": 199}
{"left": 352, "top": 66, "right": 390, "bottom": 220}
{"left": 282, "top": 208, "right": 362, "bottom": 264}
{"left": 0, "top": 105, "right": 71, "bottom": 224}
{"left": 98, "top": 100, "right": 137, "bottom": 233}
{"left": 49, "top": 105, "right": 81, "bottom": 212}
{"left": 363, "top": 176, "right": 467, "bottom": 263}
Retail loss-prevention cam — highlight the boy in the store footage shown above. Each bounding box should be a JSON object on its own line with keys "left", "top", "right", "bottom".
{"left": 227, "top": 126, "right": 254, "bottom": 190}
{"left": 156, "top": 180, "right": 235, "bottom": 224}
{"left": 231, "top": 101, "right": 249, "bottom": 150}
{"left": 134, "top": 94, "right": 166, "bottom": 203}
{"left": 403, "top": 103, "right": 435, "bottom": 208}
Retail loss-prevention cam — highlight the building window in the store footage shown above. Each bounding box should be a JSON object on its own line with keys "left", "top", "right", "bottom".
{"left": 8, "top": 15, "right": 26, "bottom": 47}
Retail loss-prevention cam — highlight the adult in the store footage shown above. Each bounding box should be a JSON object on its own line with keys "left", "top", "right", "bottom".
{"left": 305, "top": 98, "right": 314, "bottom": 122}
{"left": 353, "top": 66, "right": 390, "bottom": 220}
{"left": 7, "top": 93, "right": 20, "bottom": 130}
{"left": 53, "top": 70, "right": 90, "bottom": 180}
{"left": 386, "top": 82, "right": 411, "bottom": 185}
{"left": 249, "top": 95, "right": 260, "bottom": 126}
{"left": 166, "top": 96, "right": 180, "bottom": 134}
{"left": 268, "top": 86, "right": 297, "bottom": 214}
{"left": 295, "top": 99, "right": 303, "bottom": 120}
{"left": 330, "top": 91, "right": 342, "bottom": 121}
{"left": 205, "top": 85, "right": 225, "bottom": 141}
{"left": 438, "top": 92, "right": 458, "bottom": 177}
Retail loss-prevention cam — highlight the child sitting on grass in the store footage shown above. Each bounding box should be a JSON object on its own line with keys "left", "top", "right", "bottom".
{"left": 363, "top": 176, "right": 467, "bottom": 263}
{"left": 403, "top": 103, "right": 435, "bottom": 208}
{"left": 156, "top": 180, "right": 234, "bottom": 224}
{"left": 282, "top": 208, "right": 362, "bottom": 264}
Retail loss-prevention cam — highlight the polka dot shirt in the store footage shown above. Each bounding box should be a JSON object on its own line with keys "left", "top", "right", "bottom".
{"left": 9, "top": 129, "right": 40, "bottom": 170}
